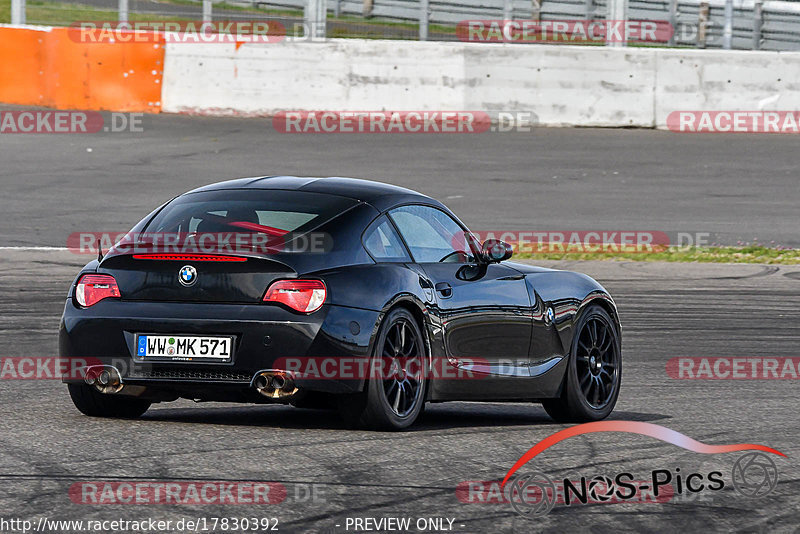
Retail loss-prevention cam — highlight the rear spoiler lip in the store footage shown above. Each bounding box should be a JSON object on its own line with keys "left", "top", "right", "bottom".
{"left": 98, "top": 249, "right": 297, "bottom": 272}
{"left": 129, "top": 253, "right": 249, "bottom": 262}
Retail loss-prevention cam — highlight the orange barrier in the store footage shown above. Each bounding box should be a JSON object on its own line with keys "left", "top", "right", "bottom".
{"left": 0, "top": 26, "right": 164, "bottom": 112}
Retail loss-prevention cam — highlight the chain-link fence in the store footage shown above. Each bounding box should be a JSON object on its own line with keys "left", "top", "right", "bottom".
{"left": 4, "top": 0, "right": 800, "bottom": 48}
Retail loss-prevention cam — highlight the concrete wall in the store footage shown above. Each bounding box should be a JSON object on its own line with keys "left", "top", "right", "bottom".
{"left": 461, "top": 45, "right": 657, "bottom": 127}
{"left": 162, "top": 39, "right": 800, "bottom": 128}
{"left": 653, "top": 48, "right": 800, "bottom": 126}
{"left": 3, "top": 22, "right": 795, "bottom": 127}
{"left": 161, "top": 40, "right": 467, "bottom": 117}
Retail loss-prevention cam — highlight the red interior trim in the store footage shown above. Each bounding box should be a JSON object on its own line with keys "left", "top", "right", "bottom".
{"left": 227, "top": 221, "right": 289, "bottom": 237}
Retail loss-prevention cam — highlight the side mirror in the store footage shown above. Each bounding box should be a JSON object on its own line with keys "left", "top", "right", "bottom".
{"left": 481, "top": 239, "right": 513, "bottom": 263}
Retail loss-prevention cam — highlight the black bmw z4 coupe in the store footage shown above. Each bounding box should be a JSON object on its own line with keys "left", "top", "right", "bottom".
{"left": 60, "top": 176, "right": 621, "bottom": 430}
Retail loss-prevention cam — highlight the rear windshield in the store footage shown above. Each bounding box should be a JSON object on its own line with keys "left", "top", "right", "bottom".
{"left": 142, "top": 189, "right": 358, "bottom": 241}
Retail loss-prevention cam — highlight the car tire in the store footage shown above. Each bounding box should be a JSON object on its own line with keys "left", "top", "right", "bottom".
{"left": 542, "top": 305, "right": 621, "bottom": 423}
{"left": 337, "top": 308, "right": 427, "bottom": 430}
{"left": 68, "top": 384, "right": 151, "bottom": 418}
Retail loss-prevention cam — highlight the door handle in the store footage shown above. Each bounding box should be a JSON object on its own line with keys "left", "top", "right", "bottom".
{"left": 435, "top": 282, "right": 453, "bottom": 298}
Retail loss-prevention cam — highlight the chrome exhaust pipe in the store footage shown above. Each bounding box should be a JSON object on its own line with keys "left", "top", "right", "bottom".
{"left": 270, "top": 374, "right": 286, "bottom": 390}
{"left": 84, "top": 365, "right": 123, "bottom": 394}
{"left": 252, "top": 370, "right": 297, "bottom": 399}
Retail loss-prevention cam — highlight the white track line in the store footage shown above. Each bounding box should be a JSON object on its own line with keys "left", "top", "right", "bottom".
{"left": 0, "top": 246, "right": 69, "bottom": 251}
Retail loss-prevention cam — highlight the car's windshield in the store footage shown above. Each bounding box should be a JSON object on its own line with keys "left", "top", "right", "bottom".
{"left": 143, "top": 189, "right": 357, "bottom": 238}
{"left": 122, "top": 189, "right": 359, "bottom": 255}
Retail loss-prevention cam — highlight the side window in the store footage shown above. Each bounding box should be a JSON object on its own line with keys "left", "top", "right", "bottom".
{"left": 362, "top": 216, "right": 411, "bottom": 262}
{"left": 389, "top": 205, "right": 476, "bottom": 263}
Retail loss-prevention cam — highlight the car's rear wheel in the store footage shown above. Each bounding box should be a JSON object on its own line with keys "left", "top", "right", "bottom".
{"left": 542, "top": 305, "right": 621, "bottom": 422}
{"left": 68, "top": 384, "right": 151, "bottom": 418}
{"left": 337, "top": 308, "right": 426, "bottom": 430}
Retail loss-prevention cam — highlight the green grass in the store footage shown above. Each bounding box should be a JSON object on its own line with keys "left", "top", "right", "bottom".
{"left": 0, "top": 0, "right": 705, "bottom": 44}
{"left": 0, "top": 0, "right": 455, "bottom": 38}
{"left": 145, "top": 0, "right": 297, "bottom": 14}
{"left": 119, "top": 0, "right": 458, "bottom": 36}
{"left": 513, "top": 245, "right": 800, "bottom": 264}
{"left": 0, "top": 0, "right": 187, "bottom": 24}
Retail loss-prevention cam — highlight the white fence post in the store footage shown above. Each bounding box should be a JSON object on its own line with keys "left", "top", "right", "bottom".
{"left": 318, "top": 0, "right": 328, "bottom": 38}
{"left": 119, "top": 0, "right": 128, "bottom": 23}
{"left": 697, "top": 1, "right": 709, "bottom": 47}
{"left": 668, "top": 0, "right": 677, "bottom": 45}
{"left": 606, "top": 0, "right": 627, "bottom": 47}
{"left": 722, "top": 0, "right": 733, "bottom": 49}
{"left": 11, "top": 0, "right": 25, "bottom": 24}
{"left": 503, "top": 0, "right": 513, "bottom": 21}
{"left": 203, "top": 0, "right": 212, "bottom": 23}
{"left": 753, "top": 0, "right": 762, "bottom": 50}
{"left": 420, "top": 0, "right": 429, "bottom": 40}
{"left": 305, "top": 0, "right": 327, "bottom": 40}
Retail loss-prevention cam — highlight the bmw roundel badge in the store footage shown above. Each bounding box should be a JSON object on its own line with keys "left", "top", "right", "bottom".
{"left": 179, "top": 265, "right": 197, "bottom": 287}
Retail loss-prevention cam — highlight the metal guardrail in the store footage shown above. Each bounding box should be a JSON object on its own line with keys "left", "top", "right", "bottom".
{"left": 8, "top": 0, "right": 800, "bottom": 49}
{"left": 614, "top": 0, "right": 800, "bottom": 50}
{"left": 263, "top": 0, "right": 534, "bottom": 23}
{"left": 259, "top": 0, "right": 800, "bottom": 49}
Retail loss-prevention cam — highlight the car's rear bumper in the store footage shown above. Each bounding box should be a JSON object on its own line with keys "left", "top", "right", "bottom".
{"left": 59, "top": 298, "right": 380, "bottom": 400}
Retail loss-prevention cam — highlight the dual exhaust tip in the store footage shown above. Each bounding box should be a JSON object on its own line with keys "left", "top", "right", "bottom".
{"left": 84, "top": 365, "right": 123, "bottom": 394}
{"left": 84, "top": 366, "right": 296, "bottom": 399}
{"left": 253, "top": 371, "right": 297, "bottom": 399}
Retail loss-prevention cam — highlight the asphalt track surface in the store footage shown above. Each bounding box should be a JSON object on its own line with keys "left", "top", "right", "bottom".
{"left": 1, "top": 252, "right": 799, "bottom": 533}
{"left": 1, "top": 114, "right": 799, "bottom": 533}
{"left": 0, "top": 110, "right": 798, "bottom": 248}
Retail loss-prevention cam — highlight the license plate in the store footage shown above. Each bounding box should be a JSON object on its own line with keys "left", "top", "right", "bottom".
{"left": 135, "top": 334, "right": 234, "bottom": 362}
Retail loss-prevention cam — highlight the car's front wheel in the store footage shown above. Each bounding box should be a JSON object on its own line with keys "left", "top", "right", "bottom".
{"left": 542, "top": 305, "right": 621, "bottom": 422}
{"left": 338, "top": 308, "right": 426, "bottom": 430}
{"left": 68, "top": 384, "right": 151, "bottom": 418}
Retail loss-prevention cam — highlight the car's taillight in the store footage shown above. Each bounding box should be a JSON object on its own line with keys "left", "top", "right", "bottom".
{"left": 263, "top": 279, "right": 326, "bottom": 313}
{"left": 75, "top": 274, "right": 120, "bottom": 307}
